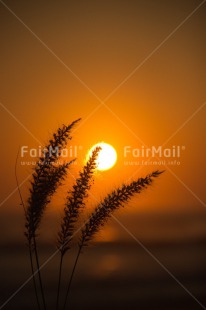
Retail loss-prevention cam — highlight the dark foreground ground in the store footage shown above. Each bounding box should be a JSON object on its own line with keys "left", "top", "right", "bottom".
{"left": 1, "top": 238, "right": 206, "bottom": 310}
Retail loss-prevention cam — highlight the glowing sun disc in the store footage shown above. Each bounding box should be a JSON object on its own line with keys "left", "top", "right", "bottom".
{"left": 88, "top": 142, "right": 117, "bottom": 171}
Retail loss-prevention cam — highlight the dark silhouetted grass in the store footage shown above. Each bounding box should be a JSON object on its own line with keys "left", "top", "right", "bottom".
{"left": 19, "top": 119, "right": 164, "bottom": 310}
{"left": 63, "top": 170, "right": 164, "bottom": 309}
{"left": 56, "top": 146, "right": 101, "bottom": 310}
{"left": 24, "top": 119, "right": 80, "bottom": 310}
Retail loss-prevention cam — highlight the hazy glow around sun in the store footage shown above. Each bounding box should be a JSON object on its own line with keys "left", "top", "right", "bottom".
{"left": 88, "top": 142, "right": 117, "bottom": 171}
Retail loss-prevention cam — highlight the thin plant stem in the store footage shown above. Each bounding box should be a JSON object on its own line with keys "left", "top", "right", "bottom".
{"left": 29, "top": 245, "right": 41, "bottom": 310}
{"left": 33, "top": 236, "right": 47, "bottom": 310}
{"left": 56, "top": 254, "right": 63, "bottom": 310}
{"left": 63, "top": 245, "right": 82, "bottom": 310}
{"left": 15, "top": 149, "right": 41, "bottom": 310}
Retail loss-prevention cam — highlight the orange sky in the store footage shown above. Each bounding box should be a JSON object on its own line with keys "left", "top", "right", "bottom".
{"left": 0, "top": 0, "right": 206, "bottom": 237}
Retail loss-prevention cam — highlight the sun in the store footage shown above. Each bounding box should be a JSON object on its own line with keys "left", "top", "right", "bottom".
{"left": 88, "top": 142, "right": 117, "bottom": 171}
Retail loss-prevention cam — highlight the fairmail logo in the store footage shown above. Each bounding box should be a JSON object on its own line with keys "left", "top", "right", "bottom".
{"left": 20, "top": 145, "right": 83, "bottom": 158}
{"left": 124, "top": 145, "right": 185, "bottom": 158}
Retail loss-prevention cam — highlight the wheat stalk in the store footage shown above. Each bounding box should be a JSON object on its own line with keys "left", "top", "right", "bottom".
{"left": 63, "top": 170, "right": 164, "bottom": 309}
{"left": 56, "top": 146, "right": 101, "bottom": 310}
{"left": 25, "top": 119, "right": 80, "bottom": 310}
{"left": 57, "top": 146, "right": 101, "bottom": 255}
{"left": 81, "top": 170, "right": 163, "bottom": 245}
{"left": 25, "top": 119, "right": 80, "bottom": 246}
{"left": 15, "top": 149, "right": 41, "bottom": 310}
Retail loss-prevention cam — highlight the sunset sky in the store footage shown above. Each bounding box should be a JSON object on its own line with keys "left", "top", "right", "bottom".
{"left": 0, "top": 1, "right": 206, "bottom": 308}
{"left": 1, "top": 0, "right": 205, "bottom": 215}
